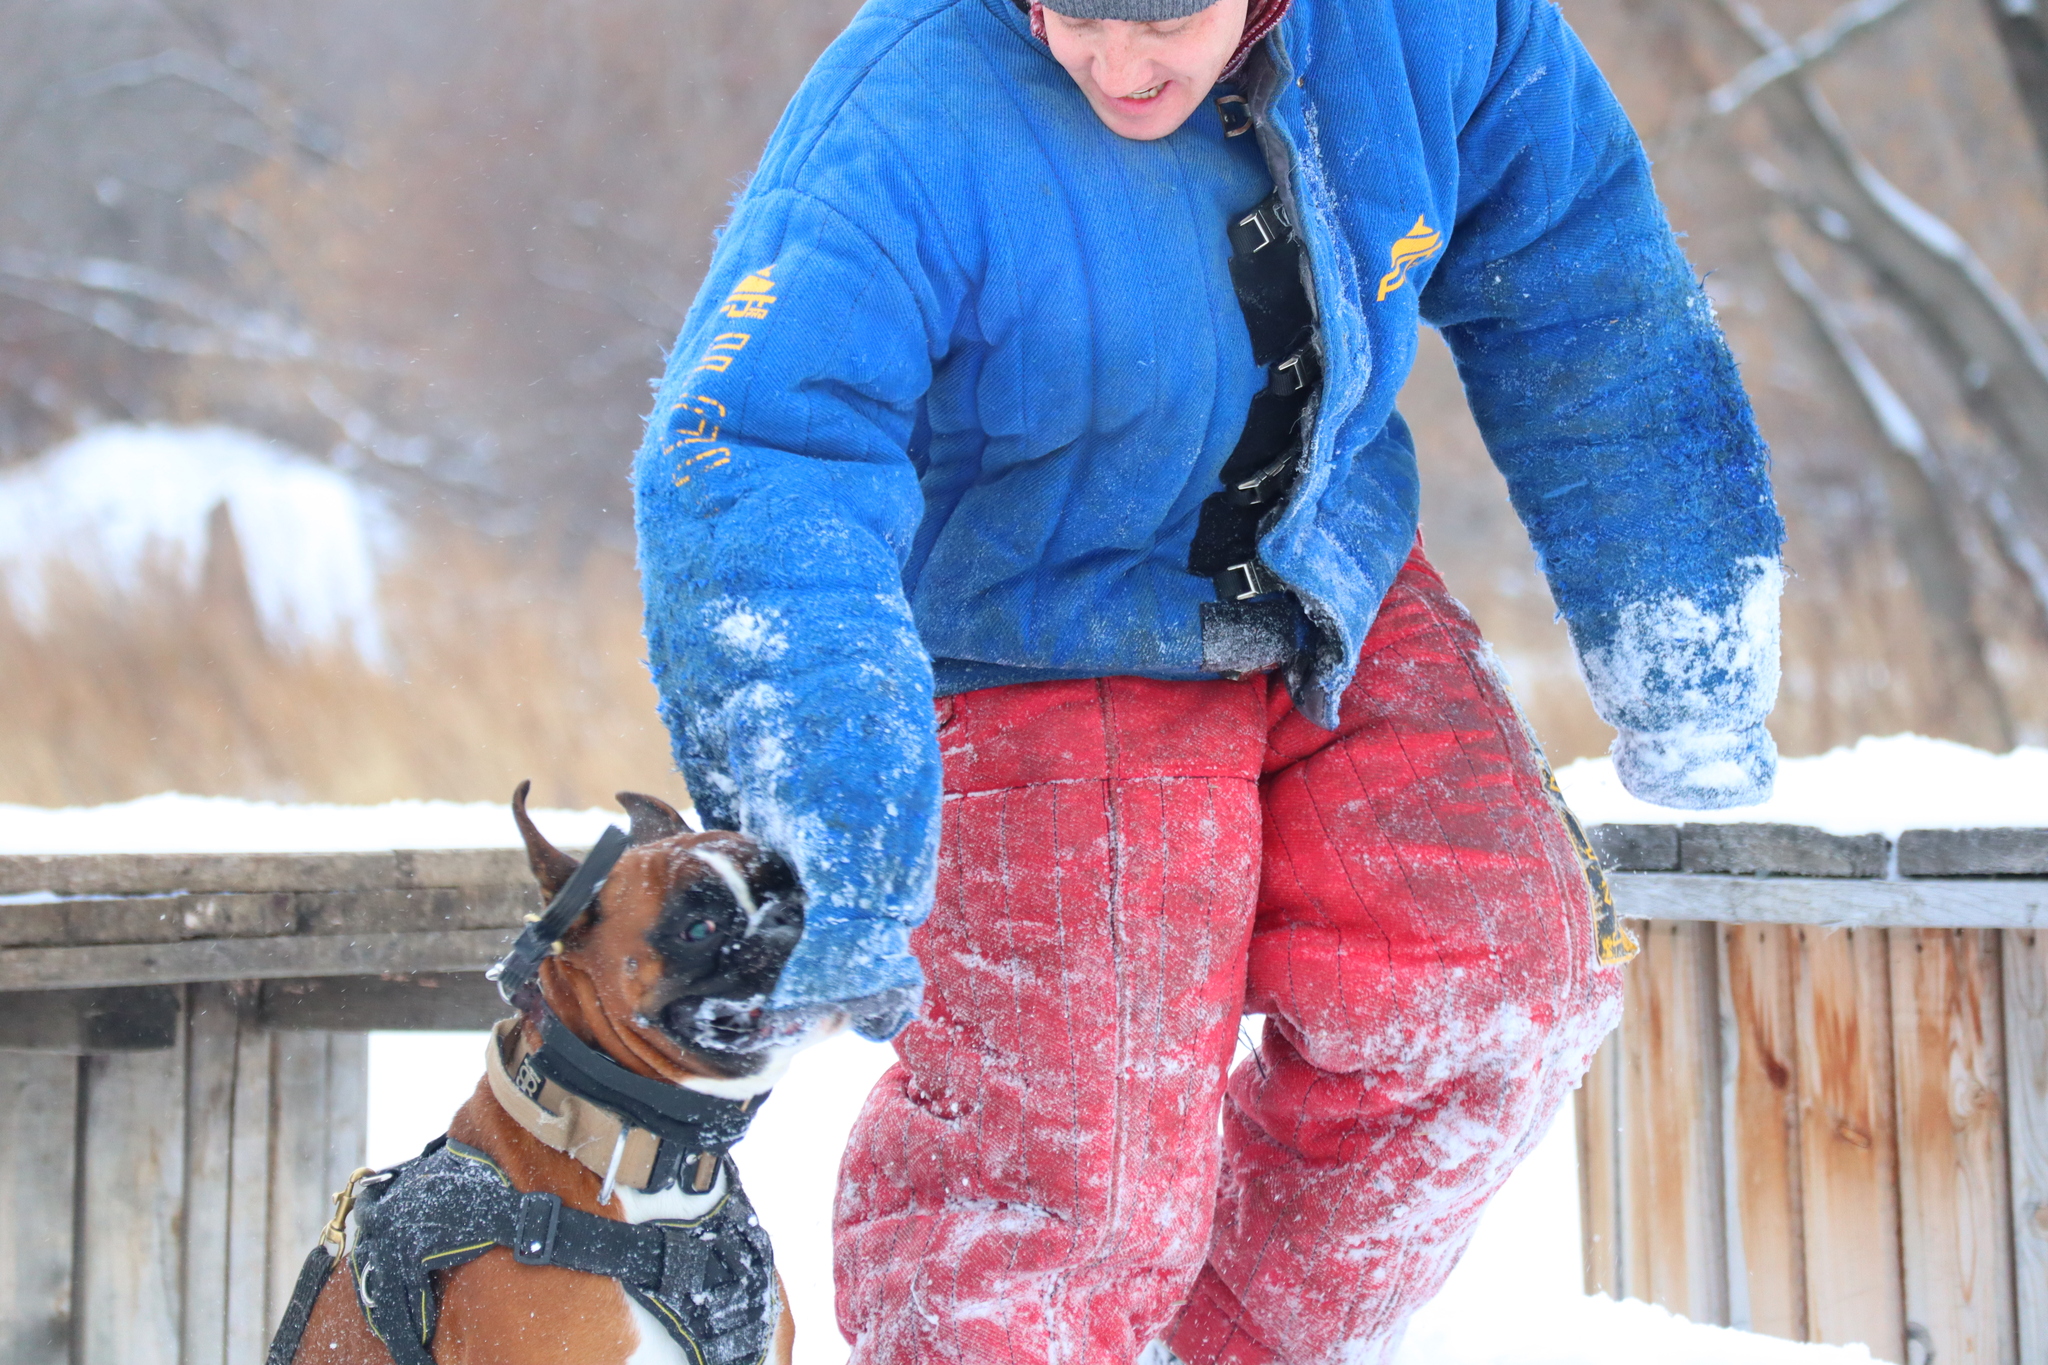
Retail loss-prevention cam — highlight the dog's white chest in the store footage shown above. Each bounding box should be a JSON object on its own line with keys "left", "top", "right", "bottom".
{"left": 614, "top": 1176, "right": 728, "bottom": 1365}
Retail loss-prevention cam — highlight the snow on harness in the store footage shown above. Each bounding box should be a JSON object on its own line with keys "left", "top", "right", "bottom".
{"left": 267, "top": 823, "right": 781, "bottom": 1365}
{"left": 342, "top": 1134, "right": 779, "bottom": 1365}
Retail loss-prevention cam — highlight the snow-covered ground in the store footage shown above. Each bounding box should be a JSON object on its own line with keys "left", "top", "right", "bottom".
{"left": 0, "top": 423, "right": 391, "bottom": 662}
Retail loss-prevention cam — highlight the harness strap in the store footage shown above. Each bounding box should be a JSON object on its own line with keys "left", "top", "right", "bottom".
{"left": 1192, "top": 177, "right": 1326, "bottom": 675}
{"left": 347, "top": 1140, "right": 779, "bottom": 1365}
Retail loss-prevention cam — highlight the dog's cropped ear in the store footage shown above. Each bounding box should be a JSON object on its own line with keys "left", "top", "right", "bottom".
{"left": 512, "top": 780, "right": 580, "bottom": 900}
{"left": 617, "top": 791, "right": 688, "bottom": 846}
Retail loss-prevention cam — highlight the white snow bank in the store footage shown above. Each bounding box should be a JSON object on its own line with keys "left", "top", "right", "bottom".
{"left": 368, "top": 1030, "right": 1883, "bottom": 1365}
{"left": 1556, "top": 733, "right": 2048, "bottom": 838}
{"left": 0, "top": 791, "right": 624, "bottom": 855}
{"left": 0, "top": 423, "right": 392, "bottom": 662}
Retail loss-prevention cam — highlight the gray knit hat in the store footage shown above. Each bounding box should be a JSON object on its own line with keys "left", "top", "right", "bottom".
{"left": 1039, "top": 0, "right": 1219, "bottom": 19}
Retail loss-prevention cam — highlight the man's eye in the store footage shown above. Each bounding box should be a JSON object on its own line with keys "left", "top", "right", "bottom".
{"left": 686, "top": 918, "right": 719, "bottom": 941}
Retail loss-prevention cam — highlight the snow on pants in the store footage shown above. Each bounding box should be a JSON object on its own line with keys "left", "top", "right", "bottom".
{"left": 834, "top": 547, "right": 1626, "bottom": 1365}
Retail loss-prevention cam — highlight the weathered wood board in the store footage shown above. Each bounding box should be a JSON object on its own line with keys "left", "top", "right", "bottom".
{"left": 1722, "top": 924, "right": 1806, "bottom": 1340}
{"left": 0, "top": 1053, "right": 79, "bottom": 1363}
{"left": 1888, "top": 930, "right": 2014, "bottom": 1365}
{"left": 2003, "top": 929, "right": 2047, "bottom": 1365}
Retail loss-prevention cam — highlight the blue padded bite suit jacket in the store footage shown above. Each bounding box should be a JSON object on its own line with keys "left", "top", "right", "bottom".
{"left": 632, "top": 0, "right": 1786, "bottom": 1035}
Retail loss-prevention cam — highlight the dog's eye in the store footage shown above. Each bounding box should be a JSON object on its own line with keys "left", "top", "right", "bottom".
{"left": 686, "top": 918, "right": 719, "bottom": 942}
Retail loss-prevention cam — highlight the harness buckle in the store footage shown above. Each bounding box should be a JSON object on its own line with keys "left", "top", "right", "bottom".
{"left": 513, "top": 1191, "right": 564, "bottom": 1265}
{"left": 1269, "top": 347, "right": 1320, "bottom": 397}
{"left": 1228, "top": 452, "right": 1298, "bottom": 507}
{"left": 1214, "top": 561, "right": 1278, "bottom": 602}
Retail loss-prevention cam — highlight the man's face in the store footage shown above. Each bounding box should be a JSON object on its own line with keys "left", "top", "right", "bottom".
{"left": 1041, "top": 0, "right": 1251, "bottom": 142}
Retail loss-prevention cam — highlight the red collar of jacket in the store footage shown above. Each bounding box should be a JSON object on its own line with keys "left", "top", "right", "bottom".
{"left": 1028, "top": 0, "right": 1291, "bottom": 83}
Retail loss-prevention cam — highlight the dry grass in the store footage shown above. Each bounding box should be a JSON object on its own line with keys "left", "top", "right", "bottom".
{"left": 0, "top": 519, "right": 687, "bottom": 812}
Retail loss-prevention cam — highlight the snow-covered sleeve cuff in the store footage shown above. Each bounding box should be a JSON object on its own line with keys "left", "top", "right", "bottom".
{"left": 1612, "top": 721, "right": 1777, "bottom": 810}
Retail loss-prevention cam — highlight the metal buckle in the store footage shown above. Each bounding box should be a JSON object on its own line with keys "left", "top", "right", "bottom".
{"left": 512, "top": 1191, "right": 563, "bottom": 1264}
{"left": 1214, "top": 561, "right": 1277, "bottom": 602}
{"left": 1228, "top": 452, "right": 1297, "bottom": 507}
{"left": 1232, "top": 207, "right": 1276, "bottom": 255}
{"left": 1269, "top": 348, "right": 1318, "bottom": 397}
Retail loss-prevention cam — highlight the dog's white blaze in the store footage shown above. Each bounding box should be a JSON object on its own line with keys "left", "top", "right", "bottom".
{"left": 687, "top": 848, "right": 761, "bottom": 928}
{"left": 615, "top": 1171, "right": 729, "bottom": 1365}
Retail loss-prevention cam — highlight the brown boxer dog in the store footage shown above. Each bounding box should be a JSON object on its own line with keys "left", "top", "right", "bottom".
{"left": 272, "top": 783, "right": 821, "bottom": 1365}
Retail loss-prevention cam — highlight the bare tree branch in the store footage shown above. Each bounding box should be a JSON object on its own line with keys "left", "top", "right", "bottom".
{"left": 1707, "top": 0, "right": 1921, "bottom": 116}
{"left": 1700, "top": 0, "right": 2048, "bottom": 500}
{"left": 1981, "top": 0, "right": 2048, "bottom": 167}
{"left": 1772, "top": 241, "right": 2026, "bottom": 735}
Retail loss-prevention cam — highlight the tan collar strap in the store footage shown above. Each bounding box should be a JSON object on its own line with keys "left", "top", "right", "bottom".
{"left": 485, "top": 1018, "right": 731, "bottom": 1194}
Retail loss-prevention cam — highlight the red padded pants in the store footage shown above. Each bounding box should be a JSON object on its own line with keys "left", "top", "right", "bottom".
{"left": 834, "top": 549, "right": 1624, "bottom": 1365}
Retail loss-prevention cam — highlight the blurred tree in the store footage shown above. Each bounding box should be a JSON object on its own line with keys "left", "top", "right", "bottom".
{"left": 0, "top": 0, "right": 863, "bottom": 545}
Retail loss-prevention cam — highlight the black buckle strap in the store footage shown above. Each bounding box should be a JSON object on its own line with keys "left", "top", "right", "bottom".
{"left": 1269, "top": 346, "right": 1319, "bottom": 397}
{"left": 488, "top": 824, "right": 631, "bottom": 1004}
{"left": 1228, "top": 450, "right": 1298, "bottom": 507}
{"left": 1214, "top": 561, "right": 1280, "bottom": 602}
{"left": 512, "top": 1191, "right": 563, "bottom": 1264}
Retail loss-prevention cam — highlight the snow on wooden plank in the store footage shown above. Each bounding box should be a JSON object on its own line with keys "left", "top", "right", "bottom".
{"left": 1612, "top": 874, "right": 2048, "bottom": 928}
{"left": 1721, "top": 924, "right": 1808, "bottom": 1341}
{"left": 2002, "top": 929, "right": 2048, "bottom": 1365}
{"left": 1793, "top": 926, "right": 1905, "bottom": 1363}
{"left": 0, "top": 884, "right": 532, "bottom": 951}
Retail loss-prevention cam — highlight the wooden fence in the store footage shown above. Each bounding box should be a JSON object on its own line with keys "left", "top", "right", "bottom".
{"left": 1578, "top": 824, "right": 2047, "bottom": 1365}
{"left": 1, "top": 828, "right": 2042, "bottom": 1365}
{"left": 0, "top": 851, "right": 525, "bottom": 1365}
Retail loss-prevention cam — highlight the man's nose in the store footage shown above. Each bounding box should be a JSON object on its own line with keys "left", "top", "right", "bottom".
{"left": 1092, "top": 35, "right": 1156, "bottom": 94}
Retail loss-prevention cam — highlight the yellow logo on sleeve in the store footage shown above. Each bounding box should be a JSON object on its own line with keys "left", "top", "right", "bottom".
{"left": 1376, "top": 216, "right": 1443, "bottom": 302}
{"left": 720, "top": 265, "right": 778, "bottom": 320}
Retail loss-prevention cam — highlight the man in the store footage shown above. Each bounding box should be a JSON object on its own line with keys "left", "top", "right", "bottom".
{"left": 633, "top": 0, "right": 1783, "bottom": 1361}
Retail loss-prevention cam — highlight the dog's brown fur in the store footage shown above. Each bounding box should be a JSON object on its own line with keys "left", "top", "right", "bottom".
{"left": 286, "top": 786, "right": 799, "bottom": 1365}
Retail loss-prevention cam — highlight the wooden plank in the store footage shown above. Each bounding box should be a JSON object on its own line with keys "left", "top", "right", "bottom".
{"left": 226, "top": 1023, "right": 276, "bottom": 1365}
{"left": 1793, "top": 926, "right": 1905, "bottom": 1362}
{"left": 1898, "top": 830, "right": 2048, "bottom": 877}
{"left": 1889, "top": 929, "right": 2015, "bottom": 1365}
{"left": 1619, "top": 921, "right": 1729, "bottom": 1324}
{"left": 1587, "top": 824, "right": 1680, "bottom": 871}
{"left": 1613, "top": 875, "right": 2048, "bottom": 929}
{"left": 1722, "top": 923, "right": 1807, "bottom": 1341}
{"left": 0, "top": 927, "right": 520, "bottom": 992}
{"left": 0, "top": 986, "right": 178, "bottom": 1051}
{"left": 180, "top": 985, "right": 240, "bottom": 1365}
{"left": 0, "top": 1053, "right": 79, "bottom": 1365}
{"left": 75, "top": 1007, "right": 189, "bottom": 1365}
{"left": 1577, "top": 1024, "right": 1625, "bottom": 1298}
{"left": 0, "top": 885, "right": 531, "bottom": 951}
{"left": 257, "top": 973, "right": 510, "bottom": 1031}
{"left": 1682, "top": 825, "right": 1890, "bottom": 878}
{"left": 267, "top": 1033, "right": 368, "bottom": 1335}
{"left": 0, "top": 848, "right": 540, "bottom": 897}
{"left": 2003, "top": 929, "right": 2048, "bottom": 1365}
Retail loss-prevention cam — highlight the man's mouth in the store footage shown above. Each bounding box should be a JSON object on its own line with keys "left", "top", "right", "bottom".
{"left": 1122, "top": 84, "right": 1163, "bottom": 101}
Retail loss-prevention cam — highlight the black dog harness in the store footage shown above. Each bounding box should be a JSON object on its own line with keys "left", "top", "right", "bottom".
{"left": 339, "top": 1137, "right": 779, "bottom": 1365}
{"left": 269, "top": 821, "right": 782, "bottom": 1365}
